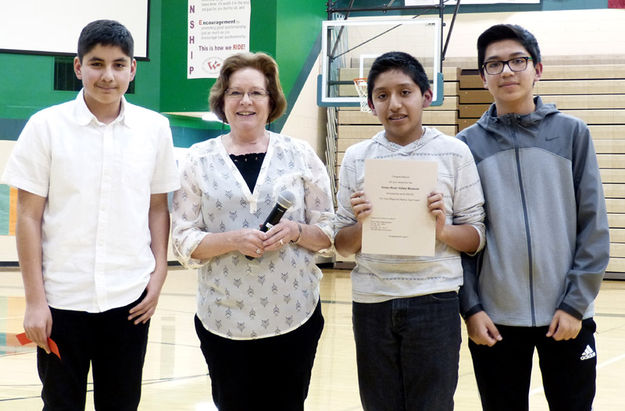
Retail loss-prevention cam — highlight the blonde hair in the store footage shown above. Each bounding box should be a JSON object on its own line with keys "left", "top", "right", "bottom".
{"left": 209, "top": 52, "right": 287, "bottom": 124}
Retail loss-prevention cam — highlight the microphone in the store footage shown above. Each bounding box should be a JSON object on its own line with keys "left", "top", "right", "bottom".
{"left": 246, "top": 191, "right": 295, "bottom": 260}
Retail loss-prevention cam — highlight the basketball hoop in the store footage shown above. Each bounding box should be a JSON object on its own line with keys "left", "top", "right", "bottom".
{"left": 353, "top": 78, "right": 371, "bottom": 113}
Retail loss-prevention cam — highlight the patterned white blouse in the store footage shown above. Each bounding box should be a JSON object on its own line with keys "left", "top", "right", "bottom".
{"left": 171, "top": 132, "right": 334, "bottom": 340}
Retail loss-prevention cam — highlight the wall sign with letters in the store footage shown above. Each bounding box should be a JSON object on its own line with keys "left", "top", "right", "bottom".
{"left": 187, "top": 0, "right": 251, "bottom": 79}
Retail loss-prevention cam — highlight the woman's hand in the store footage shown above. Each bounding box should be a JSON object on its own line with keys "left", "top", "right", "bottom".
{"left": 235, "top": 228, "right": 268, "bottom": 258}
{"left": 263, "top": 220, "right": 299, "bottom": 251}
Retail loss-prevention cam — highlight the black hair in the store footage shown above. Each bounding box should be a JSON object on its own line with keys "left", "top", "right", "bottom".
{"left": 77, "top": 19, "right": 134, "bottom": 61}
{"left": 477, "top": 24, "right": 541, "bottom": 75}
{"left": 366, "top": 51, "right": 430, "bottom": 108}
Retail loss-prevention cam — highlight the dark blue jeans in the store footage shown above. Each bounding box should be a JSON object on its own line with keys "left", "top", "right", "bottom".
{"left": 469, "top": 319, "right": 597, "bottom": 411}
{"left": 353, "top": 292, "right": 461, "bottom": 411}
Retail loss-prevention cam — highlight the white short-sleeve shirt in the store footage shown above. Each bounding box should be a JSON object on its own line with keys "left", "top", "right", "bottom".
{"left": 1, "top": 90, "right": 181, "bottom": 312}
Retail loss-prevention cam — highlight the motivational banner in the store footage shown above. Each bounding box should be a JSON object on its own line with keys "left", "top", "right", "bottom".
{"left": 188, "top": 0, "right": 251, "bottom": 79}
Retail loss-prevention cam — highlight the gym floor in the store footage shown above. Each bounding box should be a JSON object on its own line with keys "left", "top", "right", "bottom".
{"left": 1, "top": 267, "right": 624, "bottom": 410}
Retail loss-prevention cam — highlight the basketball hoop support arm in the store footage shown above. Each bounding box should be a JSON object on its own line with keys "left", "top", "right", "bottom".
{"left": 326, "top": 0, "right": 463, "bottom": 68}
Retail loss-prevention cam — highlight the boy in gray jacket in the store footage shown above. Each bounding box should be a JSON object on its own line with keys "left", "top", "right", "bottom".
{"left": 457, "top": 24, "right": 609, "bottom": 411}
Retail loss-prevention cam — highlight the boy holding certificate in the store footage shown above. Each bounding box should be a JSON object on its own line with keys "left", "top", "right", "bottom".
{"left": 457, "top": 24, "right": 609, "bottom": 410}
{"left": 334, "top": 51, "right": 485, "bottom": 411}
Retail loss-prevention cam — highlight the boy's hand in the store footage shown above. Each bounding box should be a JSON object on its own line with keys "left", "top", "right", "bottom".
{"left": 350, "top": 191, "right": 372, "bottom": 223}
{"left": 428, "top": 192, "right": 446, "bottom": 239}
{"left": 128, "top": 266, "right": 167, "bottom": 325}
{"left": 546, "top": 309, "right": 582, "bottom": 341}
{"left": 23, "top": 302, "right": 52, "bottom": 354}
{"left": 465, "top": 311, "right": 502, "bottom": 347}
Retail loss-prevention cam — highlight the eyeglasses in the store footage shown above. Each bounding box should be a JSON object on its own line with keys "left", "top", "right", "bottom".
{"left": 482, "top": 57, "right": 533, "bottom": 75}
{"left": 225, "top": 88, "right": 270, "bottom": 100}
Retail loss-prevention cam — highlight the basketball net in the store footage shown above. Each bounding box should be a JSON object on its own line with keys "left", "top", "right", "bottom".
{"left": 353, "top": 78, "right": 371, "bottom": 113}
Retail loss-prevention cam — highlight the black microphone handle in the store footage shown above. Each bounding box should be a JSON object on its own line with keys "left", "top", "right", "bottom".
{"left": 259, "top": 203, "right": 289, "bottom": 232}
{"left": 246, "top": 203, "right": 289, "bottom": 260}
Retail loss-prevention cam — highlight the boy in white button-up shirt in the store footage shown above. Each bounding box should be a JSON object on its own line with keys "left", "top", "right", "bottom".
{"left": 1, "top": 20, "right": 180, "bottom": 410}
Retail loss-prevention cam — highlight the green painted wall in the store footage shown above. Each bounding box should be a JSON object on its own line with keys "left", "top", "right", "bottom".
{"left": 275, "top": 0, "right": 325, "bottom": 98}
{"left": 0, "top": 0, "right": 166, "bottom": 138}
{"left": 159, "top": 0, "right": 324, "bottom": 141}
{"left": 0, "top": 0, "right": 325, "bottom": 146}
{"left": 160, "top": 1, "right": 210, "bottom": 114}
{"left": 0, "top": 54, "right": 73, "bottom": 121}
{"left": 2, "top": 0, "right": 607, "bottom": 145}
{"left": 159, "top": 0, "right": 282, "bottom": 114}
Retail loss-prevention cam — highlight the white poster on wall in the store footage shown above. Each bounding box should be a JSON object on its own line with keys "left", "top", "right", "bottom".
{"left": 187, "top": 0, "right": 251, "bottom": 79}
{"left": 406, "top": 0, "right": 539, "bottom": 4}
{"left": 0, "top": 0, "right": 149, "bottom": 58}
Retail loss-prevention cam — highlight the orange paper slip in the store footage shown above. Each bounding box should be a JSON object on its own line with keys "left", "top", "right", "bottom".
{"left": 16, "top": 332, "right": 61, "bottom": 360}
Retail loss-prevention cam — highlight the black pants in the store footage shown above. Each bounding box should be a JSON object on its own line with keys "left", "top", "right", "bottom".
{"left": 194, "top": 301, "right": 324, "bottom": 411}
{"left": 469, "top": 318, "right": 597, "bottom": 411}
{"left": 38, "top": 294, "right": 149, "bottom": 411}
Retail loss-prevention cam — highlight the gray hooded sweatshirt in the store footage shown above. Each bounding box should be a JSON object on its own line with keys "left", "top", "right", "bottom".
{"left": 457, "top": 97, "right": 609, "bottom": 327}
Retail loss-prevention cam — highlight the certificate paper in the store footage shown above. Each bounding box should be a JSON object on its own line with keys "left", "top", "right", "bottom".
{"left": 362, "top": 159, "right": 437, "bottom": 256}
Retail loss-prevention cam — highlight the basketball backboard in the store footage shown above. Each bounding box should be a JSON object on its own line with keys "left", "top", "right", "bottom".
{"left": 318, "top": 17, "right": 443, "bottom": 107}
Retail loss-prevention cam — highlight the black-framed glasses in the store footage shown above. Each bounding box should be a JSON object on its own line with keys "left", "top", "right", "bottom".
{"left": 482, "top": 57, "right": 533, "bottom": 75}
{"left": 225, "top": 88, "right": 270, "bottom": 100}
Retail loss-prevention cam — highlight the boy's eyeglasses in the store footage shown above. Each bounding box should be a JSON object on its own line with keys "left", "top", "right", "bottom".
{"left": 225, "top": 88, "right": 270, "bottom": 100}
{"left": 482, "top": 57, "right": 533, "bottom": 75}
